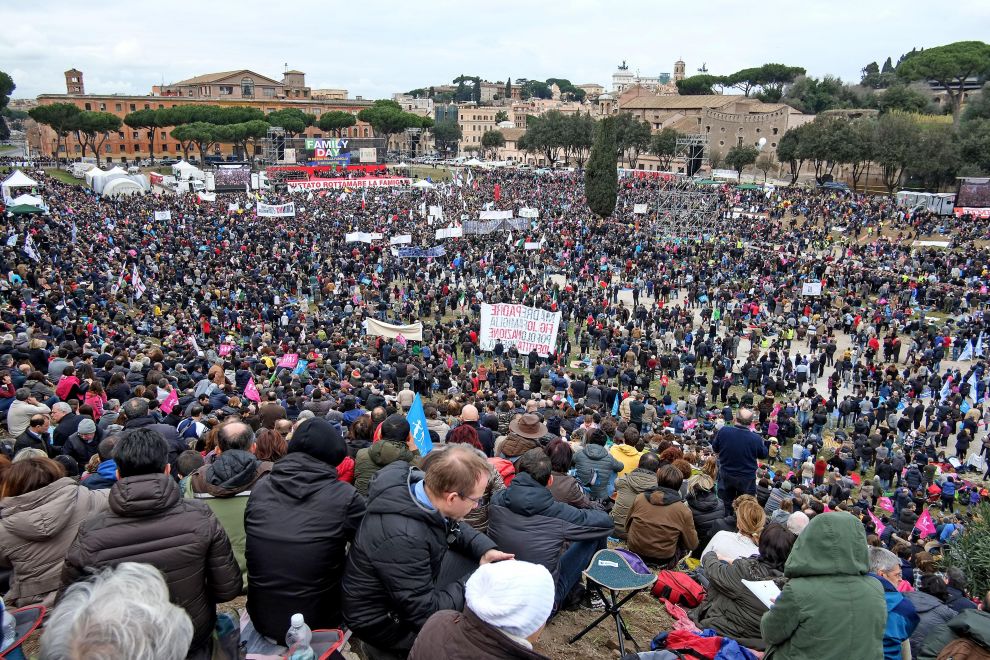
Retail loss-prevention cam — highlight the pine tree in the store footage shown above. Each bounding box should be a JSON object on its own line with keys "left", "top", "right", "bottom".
{"left": 585, "top": 117, "right": 618, "bottom": 219}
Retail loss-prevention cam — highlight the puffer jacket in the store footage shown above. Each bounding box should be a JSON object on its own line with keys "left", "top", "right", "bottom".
{"left": 187, "top": 449, "right": 273, "bottom": 591}
{"left": 343, "top": 461, "right": 497, "bottom": 651}
{"left": 609, "top": 443, "right": 643, "bottom": 476}
{"left": 0, "top": 478, "right": 108, "bottom": 607}
{"left": 573, "top": 444, "right": 624, "bottom": 501}
{"left": 691, "top": 551, "right": 785, "bottom": 649}
{"left": 687, "top": 489, "right": 726, "bottom": 558}
{"left": 611, "top": 468, "right": 658, "bottom": 537}
{"left": 487, "top": 472, "right": 613, "bottom": 577}
{"left": 904, "top": 590, "right": 957, "bottom": 658}
{"left": 244, "top": 452, "right": 365, "bottom": 640}
{"left": 409, "top": 607, "right": 549, "bottom": 660}
{"left": 62, "top": 473, "right": 242, "bottom": 654}
{"left": 625, "top": 487, "right": 699, "bottom": 563}
{"left": 353, "top": 440, "right": 420, "bottom": 496}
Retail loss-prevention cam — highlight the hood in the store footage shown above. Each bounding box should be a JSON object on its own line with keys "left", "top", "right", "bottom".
{"left": 192, "top": 449, "right": 269, "bottom": 496}
{"left": 95, "top": 459, "right": 117, "bottom": 482}
{"left": 1, "top": 478, "right": 83, "bottom": 541}
{"left": 785, "top": 512, "right": 869, "bottom": 578}
{"left": 906, "top": 590, "right": 948, "bottom": 614}
{"left": 492, "top": 472, "right": 555, "bottom": 516}
{"left": 265, "top": 452, "right": 337, "bottom": 501}
{"left": 623, "top": 468, "right": 659, "bottom": 493}
{"left": 688, "top": 489, "right": 722, "bottom": 513}
{"left": 646, "top": 486, "right": 684, "bottom": 507}
{"left": 368, "top": 439, "right": 414, "bottom": 467}
{"left": 365, "top": 461, "right": 445, "bottom": 527}
{"left": 612, "top": 444, "right": 641, "bottom": 458}
{"left": 109, "top": 473, "right": 180, "bottom": 518}
{"left": 582, "top": 444, "right": 610, "bottom": 460}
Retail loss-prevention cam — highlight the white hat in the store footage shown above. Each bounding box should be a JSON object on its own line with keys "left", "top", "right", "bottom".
{"left": 465, "top": 560, "right": 554, "bottom": 638}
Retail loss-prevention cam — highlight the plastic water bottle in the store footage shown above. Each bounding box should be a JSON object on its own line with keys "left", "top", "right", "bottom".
{"left": 285, "top": 613, "right": 314, "bottom": 660}
{"left": 0, "top": 597, "right": 16, "bottom": 651}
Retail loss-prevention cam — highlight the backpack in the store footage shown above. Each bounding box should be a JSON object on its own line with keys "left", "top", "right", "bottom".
{"left": 651, "top": 570, "right": 705, "bottom": 608}
{"left": 177, "top": 418, "right": 201, "bottom": 442}
{"left": 939, "top": 638, "right": 990, "bottom": 660}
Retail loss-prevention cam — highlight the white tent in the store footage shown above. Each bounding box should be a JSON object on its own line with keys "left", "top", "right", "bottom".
{"left": 464, "top": 157, "right": 484, "bottom": 166}
{"left": 102, "top": 177, "right": 144, "bottom": 197}
{"left": 411, "top": 179, "right": 435, "bottom": 189}
{"left": 84, "top": 167, "right": 108, "bottom": 187}
{"left": 395, "top": 162, "right": 410, "bottom": 169}
{"left": 10, "top": 194, "right": 44, "bottom": 208}
{"left": 2, "top": 170, "right": 39, "bottom": 201}
{"left": 172, "top": 161, "right": 204, "bottom": 180}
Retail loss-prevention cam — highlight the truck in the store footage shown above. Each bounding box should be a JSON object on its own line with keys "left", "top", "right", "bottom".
{"left": 174, "top": 179, "right": 207, "bottom": 194}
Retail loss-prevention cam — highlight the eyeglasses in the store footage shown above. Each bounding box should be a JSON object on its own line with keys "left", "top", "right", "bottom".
{"left": 457, "top": 492, "right": 488, "bottom": 508}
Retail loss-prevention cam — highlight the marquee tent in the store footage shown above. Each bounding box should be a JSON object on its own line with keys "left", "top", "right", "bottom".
{"left": 1, "top": 170, "right": 38, "bottom": 201}
{"left": 411, "top": 180, "right": 435, "bottom": 189}
{"left": 102, "top": 177, "right": 145, "bottom": 197}
{"left": 92, "top": 166, "right": 129, "bottom": 194}
{"left": 172, "top": 161, "right": 204, "bottom": 180}
{"left": 10, "top": 194, "right": 44, "bottom": 208}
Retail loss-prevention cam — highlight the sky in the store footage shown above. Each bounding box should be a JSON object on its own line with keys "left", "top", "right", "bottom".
{"left": 3, "top": 0, "right": 989, "bottom": 101}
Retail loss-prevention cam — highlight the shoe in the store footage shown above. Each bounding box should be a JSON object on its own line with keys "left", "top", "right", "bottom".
{"left": 582, "top": 592, "right": 607, "bottom": 611}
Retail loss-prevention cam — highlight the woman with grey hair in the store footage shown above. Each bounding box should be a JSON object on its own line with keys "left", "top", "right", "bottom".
{"left": 40, "top": 563, "right": 193, "bottom": 660}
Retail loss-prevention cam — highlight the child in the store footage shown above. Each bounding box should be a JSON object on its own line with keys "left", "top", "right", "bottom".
{"left": 768, "top": 438, "right": 780, "bottom": 466}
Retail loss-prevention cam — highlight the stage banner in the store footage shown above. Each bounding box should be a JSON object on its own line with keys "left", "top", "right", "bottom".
{"left": 435, "top": 227, "right": 463, "bottom": 240}
{"left": 397, "top": 246, "right": 445, "bottom": 259}
{"left": 285, "top": 177, "right": 412, "bottom": 192}
{"left": 480, "top": 303, "right": 561, "bottom": 358}
{"left": 345, "top": 232, "right": 383, "bottom": 243}
{"left": 479, "top": 210, "right": 513, "bottom": 220}
{"left": 389, "top": 234, "right": 413, "bottom": 245}
{"left": 364, "top": 318, "right": 424, "bottom": 341}
{"left": 257, "top": 202, "right": 296, "bottom": 217}
{"left": 519, "top": 208, "right": 539, "bottom": 218}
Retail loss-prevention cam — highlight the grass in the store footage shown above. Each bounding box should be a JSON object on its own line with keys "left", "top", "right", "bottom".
{"left": 407, "top": 165, "right": 452, "bottom": 182}
{"left": 43, "top": 168, "right": 84, "bottom": 186}
{"left": 0, "top": 144, "right": 17, "bottom": 153}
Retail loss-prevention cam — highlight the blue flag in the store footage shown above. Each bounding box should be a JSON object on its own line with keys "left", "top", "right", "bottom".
{"left": 406, "top": 394, "right": 433, "bottom": 455}
{"left": 611, "top": 393, "right": 620, "bottom": 417}
{"left": 293, "top": 359, "right": 309, "bottom": 376}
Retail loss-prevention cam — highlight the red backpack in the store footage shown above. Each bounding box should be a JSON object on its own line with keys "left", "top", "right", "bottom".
{"left": 652, "top": 570, "right": 705, "bottom": 608}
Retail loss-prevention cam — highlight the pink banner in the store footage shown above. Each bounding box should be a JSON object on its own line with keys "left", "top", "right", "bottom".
{"left": 244, "top": 376, "right": 261, "bottom": 403}
{"left": 868, "top": 510, "right": 885, "bottom": 535}
{"left": 914, "top": 509, "right": 937, "bottom": 537}
{"left": 218, "top": 344, "right": 234, "bottom": 357}
{"left": 277, "top": 353, "right": 299, "bottom": 369}
{"left": 877, "top": 496, "right": 894, "bottom": 513}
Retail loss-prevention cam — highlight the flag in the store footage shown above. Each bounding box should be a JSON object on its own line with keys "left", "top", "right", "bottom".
{"left": 132, "top": 264, "right": 146, "bottom": 299}
{"left": 960, "top": 340, "right": 974, "bottom": 361}
{"left": 361, "top": 188, "right": 366, "bottom": 210}
{"left": 160, "top": 388, "right": 179, "bottom": 415}
{"left": 23, "top": 234, "right": 39, "bottom": 262}
{"left": 969, "top": 371, "right": 979, "bottom": 403}
{"left": 406, "top": 393, "right": 433, "bottom": 455}
{"left": 189, "top": 334, "right": 204, "bottom": 357}
{"left": 494, "top": 183, "right": 501, "bottom": 201}
{"left": 868, "top": 510, "right": 885, "bottom": 535}
{"left": 277, "top": 353, "right": 299, "bottom": 369}
{"left": 977, "top": 332, "right": 985, "bottom": 358}
{"left": 940, "top": 376, "right": 952, "bottom": 402}
{"left": 914, "top": 509, "right": 937, "bottom": 537}
{"left": 877, "top": 496, "right": 894, "bottom": 513}
{"left": 5, "top": 234, "right": 16, "bottom": 247}
{"left": 71, "top": 221, "right": 77, "bottom": 245}
{"left": 466, "top": 169, "right": 474, "bottom": 187}
{"left": 243, "top": 376, "right": 261, "bottom": 403}
{"left": 110, "top": 263, "right": 126, "bottom": 296}
{"left": 293, "top": 359, "right": 309, "bottom": 376}
{"left": 395, "top": 333, "right": 407, "bottom": 347}
{"left": 611, "top": 393, "right": 620, "bottom": 416}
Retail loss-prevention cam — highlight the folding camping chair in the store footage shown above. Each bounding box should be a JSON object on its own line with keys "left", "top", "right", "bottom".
{"left": 568, "top": 549, "right": 657, "bottom": 657}
{"left": 1, "top": 604, "right": 45, "bottom": 660}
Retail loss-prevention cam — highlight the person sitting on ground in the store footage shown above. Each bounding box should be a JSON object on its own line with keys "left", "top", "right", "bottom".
{"left": 869, "top": 546, "right": 920, "bottom": 660}
{"left": 609, "top": 427, "right": 643, "bottom": 477}
{"left": 40, "top": 563, "right": 194, "bottom": 660}
{"left": 352, "top": 413, "right": 421, "bottom": 496}
{"left": 701, "top": 494, "right": 766, "bottom": 561}
{"left": 761, "top": 512, "right": 886, "bottom": 660}
{"left": 445, "top": 424, "right": 505, "bottom": 534}
{"left": 686, "top": 474, "right": 727, "bottom": 559}
{"left": 611, "top": 452, "right": 660, "bottom": 539}
{"left": 545, "top": 439, "right": 596, "bottom": 510}
{"left": 625, "top": 464, "right": 699, "bottom": 567}
{"left": 904, "top": 573, "right": 957, "bottom": 658}
{"left": 487, "top": 448, "right": 613, "bottom": 608}
{"left": 573, "top": 428, "right": 624, "bottom": 502}
{"left": 80, "top": 436, "right": 118, "bottom": 490}
{"left": 409, "top": 560, "right": 554, "bottom": 660}
{"left": 691, "top": 522, "right": 798, "bottom": 649}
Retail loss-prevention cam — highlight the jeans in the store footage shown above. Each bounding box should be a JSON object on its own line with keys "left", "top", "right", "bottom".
{"left": 555, "top": 537, "right": 608, "bottom": 606}
{"left": 718, "top": 474, "right": 756, "bottom": 510}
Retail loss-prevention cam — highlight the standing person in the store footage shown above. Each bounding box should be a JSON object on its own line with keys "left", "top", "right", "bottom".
{"left": 61, "top": 427, "right": 243, "bottom": 659}
{"left": 711, "top": 408, "right": 768, "bottom": 509}
{"left": 343, "top": 445, "right": 512, "bottom": 659}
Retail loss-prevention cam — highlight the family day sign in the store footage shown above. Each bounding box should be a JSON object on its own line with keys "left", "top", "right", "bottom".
{"left": 480, "top": 303, "right": 561, "bottom": 358}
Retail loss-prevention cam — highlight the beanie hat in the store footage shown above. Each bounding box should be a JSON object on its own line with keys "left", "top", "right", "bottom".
{"left": 288, "top": 418, "right": 347, "bottom": 467}
{"left": 77, "top": 418, "right": 97, "bottom": 434}
{"left": 465, "top": 560, "right": 554, "bottom": 639}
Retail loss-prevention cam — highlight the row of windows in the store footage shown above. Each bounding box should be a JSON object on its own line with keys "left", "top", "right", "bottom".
{"left": 80, "top": 101, "right": 353, "bottom": 116}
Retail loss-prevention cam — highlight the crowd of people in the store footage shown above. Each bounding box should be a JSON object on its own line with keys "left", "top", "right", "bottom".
{"left": 0, "top": 159, "right": 988, "bottom": 658}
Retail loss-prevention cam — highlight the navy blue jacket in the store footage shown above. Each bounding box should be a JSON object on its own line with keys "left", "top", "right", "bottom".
{"left": 711, "top": 424, "right": 768, "bottom": 480}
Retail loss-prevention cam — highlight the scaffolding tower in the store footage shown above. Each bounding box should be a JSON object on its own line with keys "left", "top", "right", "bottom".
{"left": 262, "top": 126, "right": 286, "bottom": 166}
{"left": 653, "top": 186, "right": 722, "bottom": 239}
{"left": 675, "top": 133, "right": 709, "bottom": 177}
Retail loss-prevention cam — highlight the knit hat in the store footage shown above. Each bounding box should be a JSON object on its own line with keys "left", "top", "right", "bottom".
{"left": 770, "top": 509, "right": 791, "bottom": 526}
{"left": 287, "top": 418, "right": 347, "bottom": 467}
{"left": 465, "top": 560, "right": 554, "bottom": 638}
{"left": 78, "top": 418, "right": 97, "bottom": 435}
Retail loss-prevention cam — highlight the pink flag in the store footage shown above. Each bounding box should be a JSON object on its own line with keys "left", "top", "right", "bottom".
{"left": 277, "top": 353, "right": 299, "bottom": 369}
{"left": 914, "top": 509, "right": 937, "bottom": 537}
{"left": 218, "top": 344, "right": 234, "bottom": 357}
{"left": 868, "top": 510, "right": 885, "bottom": 535}
{"left": 878, "top": 497, "right": 894, "bottom": 513}
{"left": 160, "top": 389, "right": 179, "bottom": 415}
{"left": 244, "top": 376, "right": 261, "bottom": 403}
{"left": 395, "top": 333, "right": 407, "bottom": 347}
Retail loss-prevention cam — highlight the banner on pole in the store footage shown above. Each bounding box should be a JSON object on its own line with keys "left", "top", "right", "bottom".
{"left": 364, "top": 318, "right": 424, "bottom": 341}
{"left": 479, "top": 210, "right": 513, "bottom": 220}
{"left": 257, "top": 202, "right": 296, "bottom": 217}
{"left": 389, "top": 234, "right": 413, "bottom": 245}
{"left": 801, "top": 282, "right": 822, "bottom": 296}
{"left": 345, "top": 232, "right": 383, "bottom": 243}
{"left": 435, "top": 227, "right": 463, "bottom": 240}
{"left": 519, "top": 208, "right": 539, "bottom": 218}
{"left": 397, "top": 246, "right": 446, "bottom": 259}
{"left": 480, "top": 303, "right": 561, "bottom": 358}
{"left": 633, "top": 204, "right": 648, "bottom": 214}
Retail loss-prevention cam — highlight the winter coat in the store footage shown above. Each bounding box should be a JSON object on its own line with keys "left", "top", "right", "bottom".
{"left": 687, "top": 489, "right": 727, "bottom": 558}
{"left": 548, "top": 471, "right": 594, "bottom": 510}
{"left": 904, "top": 590, "right": 956, "bottom": 658}
{"left": 611, "top": 468, "right": 658, "bottom": 537}
{"left": 61, "top": 430, "right": 100, "bottom": 468}
{"left": 487, "top": 472, "right": 613, "bottom": 577}
{"left": 761, "top": 512, "right": 886, "bottom": 660}
{"left": 905, "top": 465, "right": 924, "bottom": 492}
{"left": 692, "top": 552, "right": 784, "bottom": 649}
{"left": 609, "top": 443, "right": 643, "bottom": 476}
{"left": 342, "top": 461, "right": 497, "bottom": 651}
{"left": 81, "top": 459, "right": 117, "bottom": 490}
{"left": 352, "top": 439, "right": 421, "bottom": 496}
{"left": 186, "top": 450, "right": 273, "bottom": 592}
{"left": 123, "top": 416, "right": 185, "bottom": 475}
{"left": 0, "top": 478, "right": 108, "bottom": 607}
{"left": 244, "top": 451, "right": 365, "bottom": 640}
{"left": 917, "top": 608, "right": 990, "bottom": 660}
{"left": 573, "top": 444, "right": 623, "bottom": 501}
{"left": 62, "top": 473, "right": 242, "bottom": 654}
{"left": 409, "top": 607, "right": 548, "bottom": 660}
{"left": 875, "top": 574, "right": 920, "bottom": 660}
{"left": 625, "top": 487, "right": 699, "bottom": 563}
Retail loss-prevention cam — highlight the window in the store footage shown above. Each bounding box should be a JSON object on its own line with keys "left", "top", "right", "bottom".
{"left": 755, "top": 128, "right": 761, "bottom": 133}
{"left": 158, "top": 104, "right": 164, "bottom": 109}
{"left": 771, "top": 142, "right": 777, "bottom": 148}
{"left": 117, "top": 131, "right": 125, "bottom": 139}
{"left": 115, "top": 103, "right": 122, "bottom": 111}
{"left": 772, "top": 127, "right": 779, "bottom": 135}
{"left": 130, "top": 104, "right": 136, "bottom": 111}
{"left": 263, "top": 87, "right": 275, "bottom": 98}
{"left": 220, "top": 86, "right": 233, "bottom": 95}
{"left": 363, "top": 128, "right": 369, "bottom": 137}
{"left": 718, "top": 140, "right": 724, "bottom": 146}
{"left": 241, "top": 77, "right": 254, "bottom": 97}
{"left": 133, "top": 131, "right": 139, "bottom": 139}
{"left": 720, "top": 127, "right": 725, "bottom": 133}
{"left": 105, "top": 145, "right": 112, "bottom": 153}
{"left": 70, "top": 76, "right": 78, "bottom": 83}
{"left": 74, "top": 145, "right": 81, "bottom": 153}
{"left": 201, "top": 86, "right": 211, "bottom": 97}
{"left": 99, "top": 103, "right": 106, "bottom": 111}
{"left": 84, "top": 103, "right": 91, "bottom": 110}
{"left": 737, "top": 136, "right": 743, "bottom": 146}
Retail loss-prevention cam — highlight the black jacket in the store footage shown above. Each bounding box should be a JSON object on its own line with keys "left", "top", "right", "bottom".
{"left": 62, "top": 430, "right": 101, "bottom": 468}
{"left": 61, "top": 473, "right": 242, "bottom": 654}
{"left": 342, "top": 461, "right": 497, "bottom": 650}
{"left": 244, "top": 452, "right": 365, "bottom": 639}
{"left": 687, "top": 489, "right": 727, "bottom": 558}
{"left": 487, "top": 472, "right": 613, "bottom": 576}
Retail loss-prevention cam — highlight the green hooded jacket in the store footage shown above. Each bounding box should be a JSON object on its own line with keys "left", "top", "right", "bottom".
{"left": 761, "top": 512, "right": 886, "bottom": 660}
{"left": 353, "top": 440, "right": 420, "bottom": 497}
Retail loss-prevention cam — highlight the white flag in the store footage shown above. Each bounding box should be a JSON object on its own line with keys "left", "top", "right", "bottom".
{"left": 5, "top": 234, "right": 17, "bottom": 247}
{"left": 977, "top": 332, "right": 985, "bottom": 358}
{"left": 132, "top": 264, "right": 146, "bottom": 300}
{"left": 110, "top": 263, "right": 126, "bottom": 296}
{"left": 960, "top": 340, "right": 974, "bottom": 362}
{"left": 23, "top": 234, "right": 39, "bottom": 262}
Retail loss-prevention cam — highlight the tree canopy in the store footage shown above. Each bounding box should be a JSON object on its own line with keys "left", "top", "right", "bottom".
{"left": 897, "top": 40, "right": 990, "bottom": 124}
{"left": 318, "top": 110, "right": 357, "bottom": 137}
{"left": 585, "top": 117, "right": 618, "bottom": 218}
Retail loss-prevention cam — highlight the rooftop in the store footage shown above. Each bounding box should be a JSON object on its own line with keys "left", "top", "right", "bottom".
{"left": 620, "top": 94, "right": 742, "bottom": 110}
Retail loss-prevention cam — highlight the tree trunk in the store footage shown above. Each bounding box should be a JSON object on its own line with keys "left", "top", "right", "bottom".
{"left": 148, "top": 129, "right": 157, "bottom": 163}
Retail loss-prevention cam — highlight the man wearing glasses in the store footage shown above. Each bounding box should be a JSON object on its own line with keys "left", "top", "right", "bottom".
{"left": 344, "top": 444, "right": 513, "bottom": 660}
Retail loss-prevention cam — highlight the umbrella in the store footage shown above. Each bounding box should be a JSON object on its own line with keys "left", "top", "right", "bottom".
{"left": 6, "top": 204, "right": 45, "bottom": 215}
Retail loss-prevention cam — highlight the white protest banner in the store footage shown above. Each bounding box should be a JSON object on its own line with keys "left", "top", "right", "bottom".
{"left": 633, "top": 203, "right": 648, "bottom": 215}
{"left": 524, "top": 242, "right": 541, "bottom": 250}
{"left": 801, "top": 282, "right": 822, "bottom": 296}
{"left": 364, "top": 318, "right": 424, "bottom": 341}
{"left": 389, "top": 234, "right": 413, "bottom": 245}
{"left": 345, "top": 232, "right": 383, "bottom": 243}
{"left": 257, "top": 202, "right": 296, "bottom": 217}
{"left": 519, "top": 208, "right": 539, "bottom": 219}
{"left": 479, "top": 210, "right": 513, "bottom": 220}
{"left": 154, "top": 210, "right": 171, "bottom": 221}
{"left": 480, "top": 303, "right": 561, "bottom": 358}
{"left": 428, "top": 205, "right": 443, "bottom": 218}
{"left": 197, "top": 192, "right": 216, "bottom": 202}
{"left": 435, "top": 227, "right": 463, "bottom": 240}
{"left": 227, "top": 203, "right": 240, "bottom": 212}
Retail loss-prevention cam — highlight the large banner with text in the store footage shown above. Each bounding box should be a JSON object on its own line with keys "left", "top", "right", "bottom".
{"left": 479, "top": 303, "right": 561, "bottom": 358}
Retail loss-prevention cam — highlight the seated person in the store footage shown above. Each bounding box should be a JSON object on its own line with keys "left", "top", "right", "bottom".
{"left": 701, "top": 495, "right": 766, "bottom": 561}
{"left": 691, "top": 523, "right": 797, "bottom": 649}
{"left": 611, "top": 452, "right": 660, "bottom": 539}
{"left": 625, "top": 464, "right": 698, "bottom": 567}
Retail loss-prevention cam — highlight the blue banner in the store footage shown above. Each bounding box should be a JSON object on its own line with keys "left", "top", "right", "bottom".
{"left": 398, "top": 246, "right": 446, "bottom": 259}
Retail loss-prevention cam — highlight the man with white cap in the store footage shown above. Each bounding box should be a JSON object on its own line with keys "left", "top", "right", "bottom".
{"left": 409, "top": 560, "right": 553, "bottom": 659}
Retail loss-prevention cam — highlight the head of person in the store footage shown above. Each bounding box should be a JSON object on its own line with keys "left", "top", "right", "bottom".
{"left": 380, "top": 414, "right": 411, "bottom": 445}
{"left": 464, "top": 560, "right": 555, "bottom": 645}
{"left": 216, "top": 421, "right": 255, "bottom": 453}
{"left": 0, "top": 456, "right": 65, "bottom": 499}
{"left": 689, "top": 473, "right": 715, "bottom": 496}
{"left": 446, "top": 423, "right": 482, "bottom": 451}
{"left": 77, "top": 418, "right": 97, "bottom": 443}
{"left": 545, "top": 439, "right": 574, "bottom": 474}
{"left": 52, "top": 401, "right": 72, "bottom": 422}
{"left": 515, "top": 448, "right": 552, "bottom": 487}
{"left": 656, "top": 464, "right": 684, "bottom": 491}
{"left": 254, "top": 428, "right": 287, "bottom": 462}
{"left": 28, "top": 413, "right": 50, "bottom": 435}
{"left": 423, "top": 444, "right": 493, "bottom": 521}
{"left": 114, "top": 428, "right": 170, "bottom": 478}
{"left": 96, "top": 437, "right": 117, "bottom": 463}
{"left": 176, "top": 450, "right": 205, "bottom": 479}
{"left": 39, "top": 562, "right": 193, "bottom": 660}
{"left": 122, "top": 397, "right": 150, "bottom": 421}
{"left": 638, "top": 451, "right": 661, "bottom": 474}
{"left": 920, "top": 573, "right": 949, "bottom": 602}
{"left": 734, "top": 494, "right": 767, "bottom": 541}
{"left": 869, "top": 546, "right": 902, "bottom": 586}
{"left": 287, "top": 418, "right": 347, "bottom": 467}
{"left": 758, "top": 522, "right": 798, "bottom": 572}
{"left": 735, "top": 408, "right": 755, "bottom": 426}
